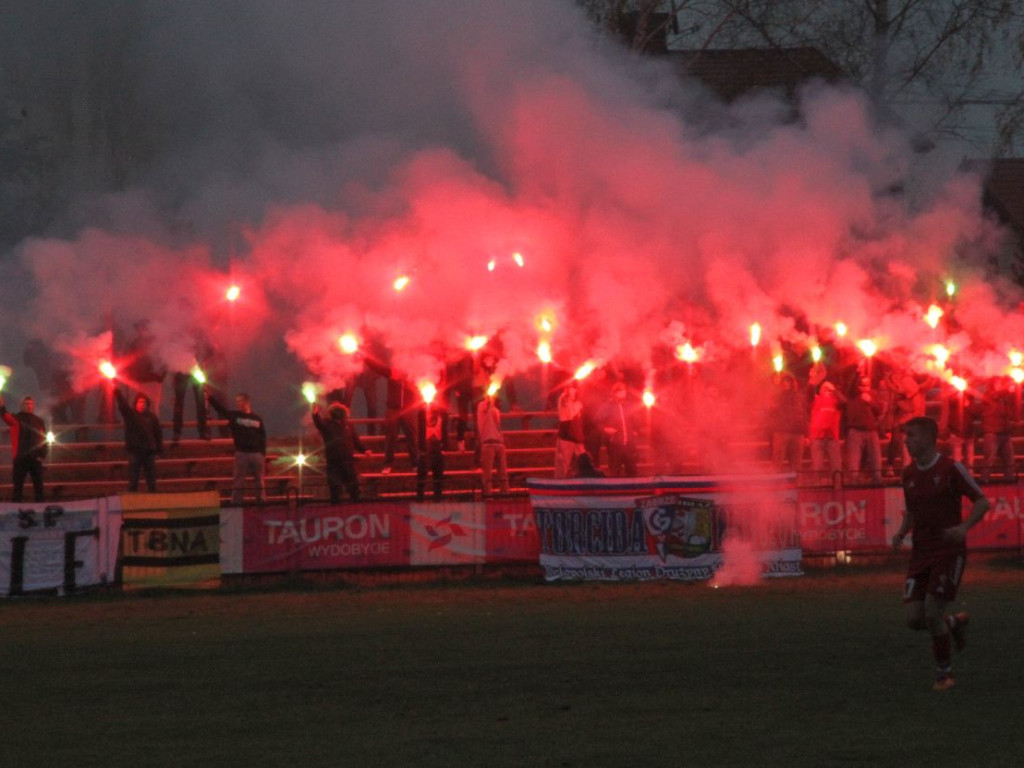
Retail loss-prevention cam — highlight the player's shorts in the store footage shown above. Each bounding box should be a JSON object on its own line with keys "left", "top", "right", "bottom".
{"left": 903, "top": 549, "right": 966, "bottom": 603}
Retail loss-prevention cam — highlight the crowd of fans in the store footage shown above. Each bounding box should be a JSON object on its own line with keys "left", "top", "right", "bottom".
{"left": 766, "top": 361, "right": 1019, "bottom": 486}
{"left": 3, "top": 331, "right": 1023, "bottom": 503}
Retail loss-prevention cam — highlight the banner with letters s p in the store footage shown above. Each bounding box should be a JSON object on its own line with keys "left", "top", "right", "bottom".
{"left": 0, "top": 498, "right": 119, "bottom": 597}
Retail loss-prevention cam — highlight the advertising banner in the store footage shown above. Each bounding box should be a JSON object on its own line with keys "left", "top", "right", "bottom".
{"left": 119, "top": 491, "right": 221, "bottom": 588}
{"left": 229, "top": 500, "right": 544, "bottom": 574}
{"left": 0, "top": 498, "right": 116, "bottom": 596}
{"left": 796, "top": 486, "right": 892, "bottom": 554}
{"left": 968, "top": 485, "right": 1024, "bottom": 551}
{"left": 408, "top": 502, "right": 486, "bottom": 566}
{"left": 484, "top": 499, "right": 540, "bottom": 563}
{"left": 527, "top": 476, "right": 801, "bottom": 582}
{"left": 800, "top": 484, "right": 1024, "bottom": 555}
{"left": 239, "top": 503, "right": 410, "bottom": 573}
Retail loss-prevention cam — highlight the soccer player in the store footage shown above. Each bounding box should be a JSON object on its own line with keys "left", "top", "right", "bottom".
{"left": 891, "top": 416, "right": 990, "bottom": 691}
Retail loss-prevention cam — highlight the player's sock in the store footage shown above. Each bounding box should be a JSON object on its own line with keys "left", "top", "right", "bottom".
{"left": 946, "top": 612, "right": 969, "bottom": 652}
{"left": 932, "top": 633, "right": 952, "bottom": 671}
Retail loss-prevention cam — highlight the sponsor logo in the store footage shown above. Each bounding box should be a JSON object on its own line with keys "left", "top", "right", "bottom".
{"left": 262, "top": 513, "right": 390, "bottom": 546}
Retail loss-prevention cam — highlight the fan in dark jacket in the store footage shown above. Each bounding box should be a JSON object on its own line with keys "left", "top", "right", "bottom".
{"left": 312, "top": 401, "right": 370, "bottom": 503}
{"left": 114, "top": 388, "right": 163, "bottom": 492}
{"left": 416, "top": 402, "right": 449, "bottom": 502}
{"left": 1, "top": 394, "right": 49, "bottom": 502}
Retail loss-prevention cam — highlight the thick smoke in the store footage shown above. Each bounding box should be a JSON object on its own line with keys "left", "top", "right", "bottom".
{"left": 0, "top": 0, "right": 1018, "bottom": 438}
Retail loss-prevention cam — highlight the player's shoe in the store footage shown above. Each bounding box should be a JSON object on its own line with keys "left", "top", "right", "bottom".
{"left": 949, "top": 612, "right": 969, "bottom": 653}
{"left": 933, "top": 675, "right": 955, "bottom": 691}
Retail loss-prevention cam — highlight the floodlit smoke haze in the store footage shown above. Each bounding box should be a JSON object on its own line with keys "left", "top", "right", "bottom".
{"left": 0, "top": 0, "right": 1019, "bottom": 439}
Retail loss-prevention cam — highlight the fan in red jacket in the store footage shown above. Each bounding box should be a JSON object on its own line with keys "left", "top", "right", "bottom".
{"left": 1, "top": 394, "right": 48, "bottom": 502}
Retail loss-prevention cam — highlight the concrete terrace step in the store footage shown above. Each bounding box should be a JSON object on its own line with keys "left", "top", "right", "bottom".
{"left": 0, "top": 474, "right": 300, "bottom": 504}
{"left": 6, "top": 403, "right": 1022, "bottom": 504}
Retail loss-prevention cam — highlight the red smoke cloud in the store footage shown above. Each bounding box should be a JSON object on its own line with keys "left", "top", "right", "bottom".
{"left": 1, "top": 0, "right": 1019, "bottom": 435}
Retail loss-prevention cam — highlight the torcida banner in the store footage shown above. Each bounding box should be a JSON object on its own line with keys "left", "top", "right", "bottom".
{"left": 526, "top": 476, "right": 802, "bottom": 582}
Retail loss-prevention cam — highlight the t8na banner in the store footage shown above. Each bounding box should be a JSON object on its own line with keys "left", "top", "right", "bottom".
{"left": 526, "top": 476, "right": 802, "bottom": 582}
{"left": 119, "top": 491, "right": 222, "bottom": 588}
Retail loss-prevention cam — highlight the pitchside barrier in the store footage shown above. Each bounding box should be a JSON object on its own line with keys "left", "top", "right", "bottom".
{"left": 3, "top": 478, "right": 1023, "bottom": 595}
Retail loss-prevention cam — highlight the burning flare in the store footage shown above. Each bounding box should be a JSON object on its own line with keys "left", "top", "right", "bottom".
{"left": 301, "top": 381, "right": 319, "bottom": 404}
{"left": 924, "top": 304, "right": 944, "bottom": 329}
{"left": 225, "top": 284, "right": 241, "bottom": 302}
{"left": 466, "top": 335, "right": 489, "bottom": 352}
{"left": 856, "top": 339, "right": 878, "bottom": 358}
{"left": 419, "top": 381, "right": 438, "bottom": 403}
{"left": 929, "top": 344, "right": 950, "bottom": 368}
{"left": 99, "top": 361, "right": 118, "bottom": 380}
{"left": 338, "top": 333, "right": 359, "bottom": 354}
{"left": 676, "top": 343, "right": 698, "bottom": 363}
{"left": 749, "top": 323, "right": 761, "bottom": 347}
{"left": 536, "top": 340, "right": 552, "bottom": 364}
{"left": 574, "top": 360, "right": 597, "bottom": 381}
{"left": 393, "top": 275, "right": 410, "bottom": 292}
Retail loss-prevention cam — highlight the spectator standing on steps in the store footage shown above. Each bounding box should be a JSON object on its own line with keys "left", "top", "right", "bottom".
{"left": 768, "top": 373, "right": 808, "bottom": 474}
{"left": 598, "top": 381, "right": 643, "bottom": 478}
{"left": 476, "top": 392, "right": 509, "bottom": 497}
{"left": 845, "top": 377, "right": 883, "bottom": 484}
{"left": 209, "top": 392, "right": 267, "bottom": 505}
{"left": 1, "top": 394, "right": 48, "bottom": 502}
{"left": 114, "top": 388, "right": 163, "bottom": 493}
{"left": 554, "top": 380, "right": 586, "bottom": 478}
{"left": 417, "top": 399, "right": 449, "bottom": 501}
{"left": 312, "top": 401, "right": 370, "bottom": 503}
{"left": 808, "top": 381, "right": 845, "bottom": 482}
{"left": 978, "top": 376, "right": 1017, "bottom": 483}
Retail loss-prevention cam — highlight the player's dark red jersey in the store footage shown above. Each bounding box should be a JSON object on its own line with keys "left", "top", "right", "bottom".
{"left": 901, "top": 453, "right": 984, "bottom": 556}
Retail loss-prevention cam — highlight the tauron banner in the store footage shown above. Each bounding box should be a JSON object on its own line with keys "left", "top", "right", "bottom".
{"left": 526, "top": 476, "right": 802, "bottom": 582}
{"left": 234, "top": 503, "right": 411, "bottom": 574}
{"left": 228, "top": 501, "right": 539, "bottom": 575}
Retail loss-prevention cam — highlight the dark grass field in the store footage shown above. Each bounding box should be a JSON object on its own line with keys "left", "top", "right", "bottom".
{"left": 3, "top": 559, "right": 1024, "bottom": 768}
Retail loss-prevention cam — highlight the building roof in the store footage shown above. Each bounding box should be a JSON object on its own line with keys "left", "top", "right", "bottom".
{"left": 661, "top": 47, "right": 848, "bottom": 104}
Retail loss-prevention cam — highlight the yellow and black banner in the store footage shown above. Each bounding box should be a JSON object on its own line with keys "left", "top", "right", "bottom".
{"left": 119, "top": 492, "right": 221, "bottom": 587}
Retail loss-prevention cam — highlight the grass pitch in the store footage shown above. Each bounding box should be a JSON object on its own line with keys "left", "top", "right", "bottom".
{"left": 2, "top": 560, "right": 1023, "bottom": 768}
